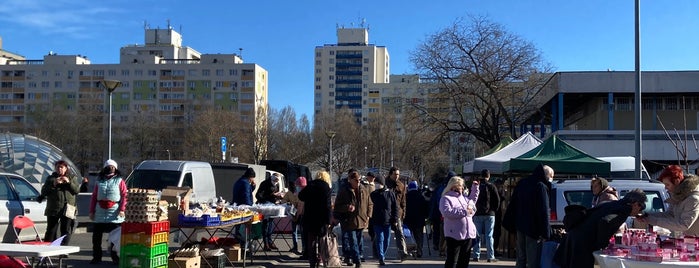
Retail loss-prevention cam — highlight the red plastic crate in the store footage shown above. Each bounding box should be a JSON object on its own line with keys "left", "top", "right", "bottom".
{"left": 122, "top": 221, "right": 170, "bottom": 234}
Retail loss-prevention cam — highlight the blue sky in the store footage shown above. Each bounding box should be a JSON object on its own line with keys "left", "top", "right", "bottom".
{"left": 1, "top": 0, "right": 698, "bottom": 119}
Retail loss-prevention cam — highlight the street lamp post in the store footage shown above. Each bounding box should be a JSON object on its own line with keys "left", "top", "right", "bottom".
{"left": 166, "top": 149, "right": 171, "bottom": 160}
{"left": 101, "top": 79, "right": 121, "bottom": 160}
{"left": 325, "top": 131, "right": 336, "bottom": 180}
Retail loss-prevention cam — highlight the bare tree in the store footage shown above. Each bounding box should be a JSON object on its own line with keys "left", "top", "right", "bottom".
{"left": 410, "top": 16, "right": 552, "bottom": 148}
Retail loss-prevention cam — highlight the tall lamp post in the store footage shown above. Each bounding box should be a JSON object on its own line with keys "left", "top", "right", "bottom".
{"left": 364, "top": 146, "right": 368, "bottom": 169}
{"left": 326, "top": 131, "right": 336, "bottom": 180}
{"left": 101, "top": 79, "right": 121, "bottom": 160}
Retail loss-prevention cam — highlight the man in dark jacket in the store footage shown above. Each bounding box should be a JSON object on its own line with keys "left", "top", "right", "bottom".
{"left": 370, "top": 175, "right": 397, "bottom": 266}
{"left": 334, "top": 170, "right": 373, "bottom": 267}
{"left": 471, "top": 169, "right": 501, "bottom": 262}
{"left": 404, "top": 180, "right": 429, "bottom": 258}
{"left": 255, "top": 172, "right": 284, "bottom": 250}
{"left": 386, "top": 167, "right": 408, "bottom": 261}
{"left": 503, "top": 164, "right": 553, "bottom": 268}
{"left": 233, "top": 168, "right": 256, "bottom": 206}
{"left": 553, "top": 189, "right": 647, "bottom": 268}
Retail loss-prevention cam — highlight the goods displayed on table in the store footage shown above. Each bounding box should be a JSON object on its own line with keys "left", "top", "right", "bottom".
{"left": 602, "top": 228, "right": 699, "bottom": 262}
{"left": 232, "top": 203, "right": 286, "bottom": 218}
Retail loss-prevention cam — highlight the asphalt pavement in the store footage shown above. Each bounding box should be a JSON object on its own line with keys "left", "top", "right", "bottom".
{"left": 56, "top": 227, "right": 516, "bottom": 267}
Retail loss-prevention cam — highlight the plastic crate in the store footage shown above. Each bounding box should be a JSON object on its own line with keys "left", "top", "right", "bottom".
{"left": 121, "top": 243, "right": 169, "bottom": 259}
{"left": 122, "top": 221, "right": 170, "bottom": 234}
{"left": 178, "top": 214, "right": 220, "bottom": 227}
{"left": 119, "top": 253, "right": 167, "bottom": 268}
{"left": 201, "top": 254, "right": 226, "bottom": 268}
{"left": 121, "top": 231, "right": 169, "bottom": 247}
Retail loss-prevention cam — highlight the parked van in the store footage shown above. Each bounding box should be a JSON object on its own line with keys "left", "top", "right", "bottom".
{"left": 126, "top": 160, "right": 217, "bottom": 204}
{"left": 549, "top": 179, "right": 669, "bottom": 230}
{"left": 598, "top": 156, "right": 651, "bottom": 180}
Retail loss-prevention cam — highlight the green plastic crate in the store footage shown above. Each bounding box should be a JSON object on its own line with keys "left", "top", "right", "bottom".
{"left": 121, "top": 243, "right": 169, "bottom": 259}
{"left": 119, "top": 253, "right": 168, "bottom": 268}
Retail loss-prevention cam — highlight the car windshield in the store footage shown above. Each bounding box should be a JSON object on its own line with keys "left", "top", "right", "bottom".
{"left": 564, "top": 190, "right": 665, "bottom": 213}
{"left": 127, "top": 170, "right": 180, "bottom": 190}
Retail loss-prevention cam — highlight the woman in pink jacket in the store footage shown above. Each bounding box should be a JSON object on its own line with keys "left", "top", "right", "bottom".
{"left": 439, "top": 176, "right": 479, "bottom": 268}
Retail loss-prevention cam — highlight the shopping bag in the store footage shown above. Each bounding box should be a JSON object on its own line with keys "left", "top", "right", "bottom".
{"left": 319, "top": 231, "right": 342, "bottom": 267}
{"left": 540, "top": 241, "right": 561, "bottom": 268}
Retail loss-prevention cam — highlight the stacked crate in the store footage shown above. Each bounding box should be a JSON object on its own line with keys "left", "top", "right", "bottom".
{"left": 120, "top": 188, "right": 170, "bottom": 268}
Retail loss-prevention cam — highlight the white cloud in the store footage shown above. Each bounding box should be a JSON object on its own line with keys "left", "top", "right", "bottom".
{"left": 0, "top": 0, "right": 125, "bottom": 39}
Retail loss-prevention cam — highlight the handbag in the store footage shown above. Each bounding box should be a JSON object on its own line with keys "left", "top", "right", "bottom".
{"left": 318, "top": 229, "right": 342, "bottom": 267}
{"left": 64, "top": 204, "right": 76, "bottom": 219}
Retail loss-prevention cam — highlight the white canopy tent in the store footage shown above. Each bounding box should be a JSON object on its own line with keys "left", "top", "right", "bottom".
{"left": 463, "top": 132, "right": 542, "bottom": 174}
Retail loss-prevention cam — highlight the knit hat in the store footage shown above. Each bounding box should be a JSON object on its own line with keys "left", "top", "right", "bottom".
{"left": 104, "top": 159, "right": 118, "bottom": 169}
{"left": 296, "top": 176, "right": 307, "bottom": 187}
{"left": 366, "top": 172, "right": 376, "bottom": 178}
{"left": 408, "top": 181, "right": 418, "bottom": 191}
{"left": 375, "top": 176, "right": 386, "bottom": 186}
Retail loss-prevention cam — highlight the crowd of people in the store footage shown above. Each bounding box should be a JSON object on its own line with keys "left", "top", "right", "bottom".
{"left": 32, "top": 156, "right": 699, "bottom": 268}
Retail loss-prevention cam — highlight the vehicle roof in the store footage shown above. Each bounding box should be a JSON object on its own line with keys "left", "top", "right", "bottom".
{"left": 135, "top": 160, "right": 211, "bottom": 170}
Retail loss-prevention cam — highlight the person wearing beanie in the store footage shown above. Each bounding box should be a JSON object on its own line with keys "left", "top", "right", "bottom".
{"left": 637, "top": 165, "right": 699, "bottom": 236}
{"left": 281, "top": 176, "right": 307, "bottom": 254}
{"left": 404, "top": 179, "right": 429, "bottom": 257}
{"left": 370, "top": 172, "right": 397, "bottom": 266}
{"left": 233, "top": 167, "right": 256, "bottom": 206}
{"left": 88, "top": 159, "right": 127, "bottom": 264}
{"left": 471, "top": 169, "right": 501, "bottom": 263}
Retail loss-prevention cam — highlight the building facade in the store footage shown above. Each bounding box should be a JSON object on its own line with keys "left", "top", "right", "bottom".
{"left": 0, "top": 27, "right": 268, "bottom": 170}
{"left": 314, "top": 27, "right": 389, "bottom": 123}
{"left": 526, "top": 71, "right": 699, "bottom": 173}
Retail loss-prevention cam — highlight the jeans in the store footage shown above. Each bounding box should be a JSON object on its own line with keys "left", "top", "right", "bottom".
{"left": 472, "top": 215, "right": 495, "bottom": 260}
{"left": 445, "top": 236, "right": 472, "bottom": 268}
{"left": 373, "top": 224, "right": 391, "bottom": 261}
{"left": 355, "top": 228, "right": 365, "bottom": 259}
{"left": 516, "top": 231, "right": 542, "bottom": 268}
{"left": 341, "top": 229, "right": 361, "bottom": 263}
{"left": 262, "top": 218, "right": 274, "bottom": 244}
{"left": 291, "top": 221, "right": 305, "bottom": 251}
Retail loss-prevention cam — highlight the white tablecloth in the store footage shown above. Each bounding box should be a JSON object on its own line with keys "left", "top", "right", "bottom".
{"left": 594, "top": 251, "right": 699, "bottom": 268}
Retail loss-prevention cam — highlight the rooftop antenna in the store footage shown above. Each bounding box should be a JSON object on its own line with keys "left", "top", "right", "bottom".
{"left": 167, "top": 19, "right": 172, "bottom": 30}
{"left": 143, "top": 20, "right": 148, "bottom": 30}
{"left": 239, "top": 48, "right": 243, "bottom": 58}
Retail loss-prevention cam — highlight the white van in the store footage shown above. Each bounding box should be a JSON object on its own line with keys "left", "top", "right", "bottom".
{"left": 549, "top": 179, "right": 669, "bottom": 231}
{"left": 126, "top": 160, "right": 217, "bottom": 204}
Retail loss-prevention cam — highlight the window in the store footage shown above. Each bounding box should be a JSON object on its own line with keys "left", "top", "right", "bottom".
{"left": 364, "top": 58, "right": 369, "bottom": 64}
{"left": 329, "top": 75, "right": 334, "bottom": 80}
{"left": 108, "top": 70, "right": 117, "bottom": 76}
{"left": 147, "top": 70, "right": 157, "bottom": 76}
{"left": 216, "top": 69, "right": 224, "bottom": 76}
{"left": 54, "top": 81, "right": 62, "bottom": 88}
{"left": 329, "top": 67, "right": 335, "bottom": 72}
{"left": 329, "top": 51, "right": 335, "bottom": 55}
{"left": 121, "top": 69, "right": 130, "bottom": 76}
{"left": 229, "top": 69, "right": 238, "bottom": 76}
{"left": 665, "top": 97, "right": 678, "bottom": 110}
{"left": 10, "top": 175, "right": 38, "bottom": 200}
{"left": 316, "top": 52, "right": 321, "bottom": 57}
{"left": 202, "top": 69, "right": 210, "bottom": 76}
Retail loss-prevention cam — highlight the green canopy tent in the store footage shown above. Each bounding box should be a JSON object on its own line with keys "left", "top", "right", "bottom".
{"left": 503, "top": 135, "right": 610, "bottom": 175}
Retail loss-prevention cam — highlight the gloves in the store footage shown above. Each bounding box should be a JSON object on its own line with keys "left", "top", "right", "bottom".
{"left": 36, "top": 195, "right": 44, "bottom": 203}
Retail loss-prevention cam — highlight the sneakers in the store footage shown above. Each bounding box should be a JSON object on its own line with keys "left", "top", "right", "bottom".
{"left": 344, "top": 257, "right": 354, "bottom": 266}
{"left": 379, "top": 260, "right": 386, "bottom": 266}
{"left": 487, "top": 258, "right": 498, "bottom": 263}
{"left": 472, "top": 257, "right": 480, "bottom": 262}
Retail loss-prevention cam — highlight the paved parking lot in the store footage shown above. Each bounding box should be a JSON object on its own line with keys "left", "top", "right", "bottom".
{"left": 55, "top": 227, "right": 516, "bottom": 267}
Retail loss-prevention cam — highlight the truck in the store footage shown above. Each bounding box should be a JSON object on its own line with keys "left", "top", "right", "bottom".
{"left": 259, "top": 160, "right": 311, "bottom": 189}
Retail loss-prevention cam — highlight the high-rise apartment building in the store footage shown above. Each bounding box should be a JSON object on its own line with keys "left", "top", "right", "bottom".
{"left": 0, "top": 26, "right": 268, "bottom": 168}
{"left": 314, "top": 27, "right": 389, "bottom": 124}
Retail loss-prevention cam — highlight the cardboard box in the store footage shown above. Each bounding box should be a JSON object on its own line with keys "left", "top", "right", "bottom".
{"left": 225, "top": 246, "right": 242, "bottom": 262}
{"left": 201, "top": 255, "right": 225, "bottom": 268}
{"left": 161, "top": 186, "right": 192, "bottom": 211}
{"left": 169, "top": 256, "right": 200, "bottom": 268}
{"left": 162, "top": 186, "right": 192, "bottom": 227}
